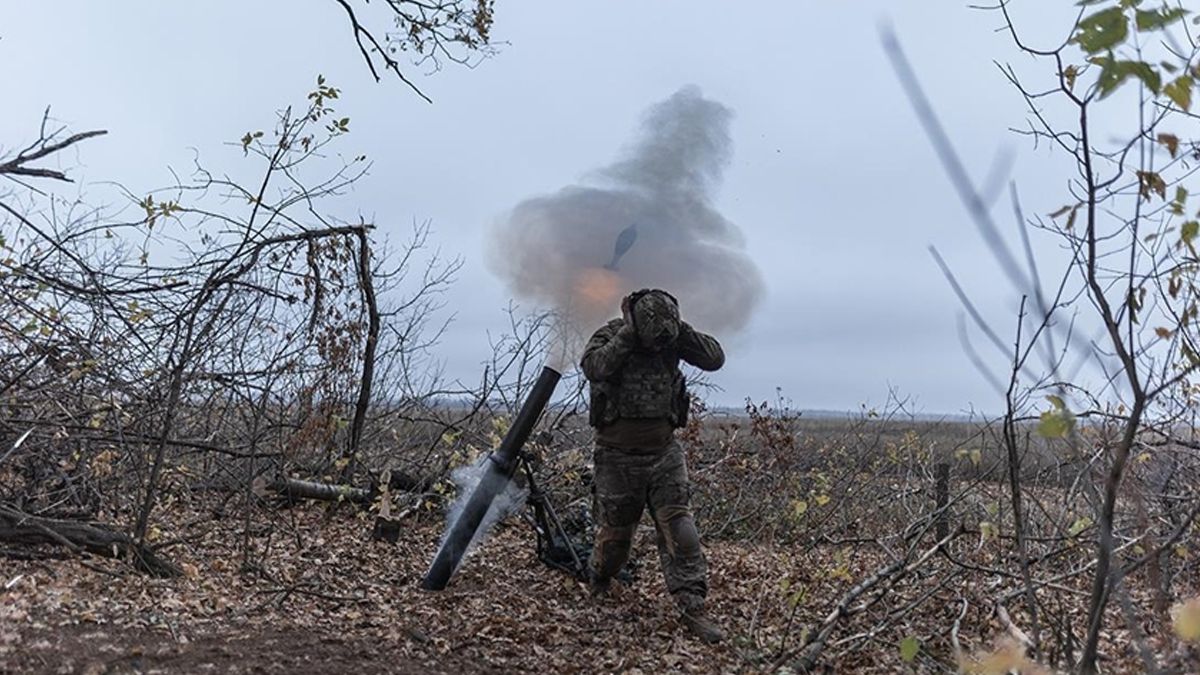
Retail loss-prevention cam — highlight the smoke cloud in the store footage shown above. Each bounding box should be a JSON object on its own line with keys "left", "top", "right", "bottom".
{"left": 440, "top": 458, "right": 529, "bottom": 574}
{"left": 486, "top": 85, "right": 765, "bottom": 370}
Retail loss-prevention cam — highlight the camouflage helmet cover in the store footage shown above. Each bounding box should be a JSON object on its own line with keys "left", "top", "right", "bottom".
{"left": 630, "top": 288, "right": 680, "bottom": 349}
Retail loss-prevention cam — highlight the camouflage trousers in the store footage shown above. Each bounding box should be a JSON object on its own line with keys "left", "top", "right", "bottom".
{"left": 589, "top": 437, "right": 708, "bottom": 612}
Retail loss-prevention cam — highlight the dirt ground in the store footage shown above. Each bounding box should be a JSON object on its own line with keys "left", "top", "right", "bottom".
{"left": 3, "top": 502, "right": 1197, "bottom": 674}
{"left": 1, "top": 508, "right": 760, "bottom": 675}
{"left": 2, "top": 623, "right": 492, "bottom": 675}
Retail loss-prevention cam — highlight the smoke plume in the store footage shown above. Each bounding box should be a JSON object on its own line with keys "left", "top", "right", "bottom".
{"left": 441, "top": 458, "right": 529, "bottom": 574}
{"left": 486, "top": 85, "right": 765, "bottom": 370}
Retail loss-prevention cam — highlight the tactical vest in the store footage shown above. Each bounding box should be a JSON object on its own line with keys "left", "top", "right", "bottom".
{"left": 588, "top": 348, "right": 690, "bottom": 429}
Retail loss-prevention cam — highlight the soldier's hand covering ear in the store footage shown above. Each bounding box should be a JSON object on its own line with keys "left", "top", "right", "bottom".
{"left": 675, "top": 321, "right": 725, "bottom": 371}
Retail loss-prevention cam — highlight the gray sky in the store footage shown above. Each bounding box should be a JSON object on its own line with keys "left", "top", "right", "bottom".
{"left": 2, "top": 1, "right": 1101, "bottom": 416}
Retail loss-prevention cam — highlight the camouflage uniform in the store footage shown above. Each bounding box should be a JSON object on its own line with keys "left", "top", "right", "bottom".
{"left": 580, "top": 290, "right": 724, "bottom": 620}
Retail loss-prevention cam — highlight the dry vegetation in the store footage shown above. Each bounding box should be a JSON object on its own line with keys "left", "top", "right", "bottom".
{"left": 5, "top": 2, "right": 1200, "bottom": 673}
{"left": 4, "top": 391, "right": 1200, "bottom": 674}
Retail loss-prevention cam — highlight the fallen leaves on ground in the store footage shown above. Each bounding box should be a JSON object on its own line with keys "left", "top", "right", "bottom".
{"left": 2, "top": 502, "right": 1198, "bottom": 674}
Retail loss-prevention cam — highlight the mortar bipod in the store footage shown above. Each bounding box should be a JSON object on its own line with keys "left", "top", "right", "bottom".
{"left": 516, "top": 449, "right": 588, "bottom": 580}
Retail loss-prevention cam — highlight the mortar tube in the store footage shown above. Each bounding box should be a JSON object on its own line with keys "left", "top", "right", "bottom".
{"left": 419, "top": 365, "right": 563, "bottom": 591}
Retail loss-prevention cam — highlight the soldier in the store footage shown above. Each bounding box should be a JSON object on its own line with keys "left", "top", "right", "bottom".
{"left": 580, "top": 288, "right": 726, "bottom": 644}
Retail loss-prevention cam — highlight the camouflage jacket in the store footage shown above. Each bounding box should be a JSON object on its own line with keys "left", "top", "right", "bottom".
{"left": 580, "top": 319, "right": 724, "bottom": 429}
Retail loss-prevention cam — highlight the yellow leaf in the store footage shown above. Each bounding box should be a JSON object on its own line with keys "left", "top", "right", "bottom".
{"left": 1038, "top": 408, "right": 1075, "bottom": 438}
{"left": 980, "top": 521, "right": 998, "bottom": 541}
{"left": 1064, "top": 64, "right": 1078, "bottom": 91}
{"left": 1174, "top": 598, "right": 1200, "bottom": 641}
{"left": 1068, "top": 517, "right": 1092, "bottom": 538}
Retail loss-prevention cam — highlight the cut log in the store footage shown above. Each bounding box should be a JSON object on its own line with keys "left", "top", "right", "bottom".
{"left": 0, "top": 505, "right": 180, "bottom": 577}
{"left": 261, "top": 477, "right": 372, "bottom": 504}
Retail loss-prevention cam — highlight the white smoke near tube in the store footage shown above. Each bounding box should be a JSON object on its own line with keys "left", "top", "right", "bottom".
{"left": 440, "top": 458, "right": 529, "bottom": 574}
{"left": 486, "top": 85, "right": 766, "bottom": 371}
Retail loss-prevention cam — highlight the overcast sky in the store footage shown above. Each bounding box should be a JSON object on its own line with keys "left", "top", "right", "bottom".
{"left": 2, "top": 1, "right": 1106, "bottom": 416}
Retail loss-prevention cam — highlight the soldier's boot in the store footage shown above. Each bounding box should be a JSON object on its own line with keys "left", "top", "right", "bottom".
{"left": 681, "top": 608, "right": 725, "bottom": 644}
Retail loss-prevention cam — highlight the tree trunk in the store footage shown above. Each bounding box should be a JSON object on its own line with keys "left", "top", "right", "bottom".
{"left": 343, "top": 225, "right": 379, "bottom": 483}
{"left": 0, "top": 505, "right": 180, "bottom": 577}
